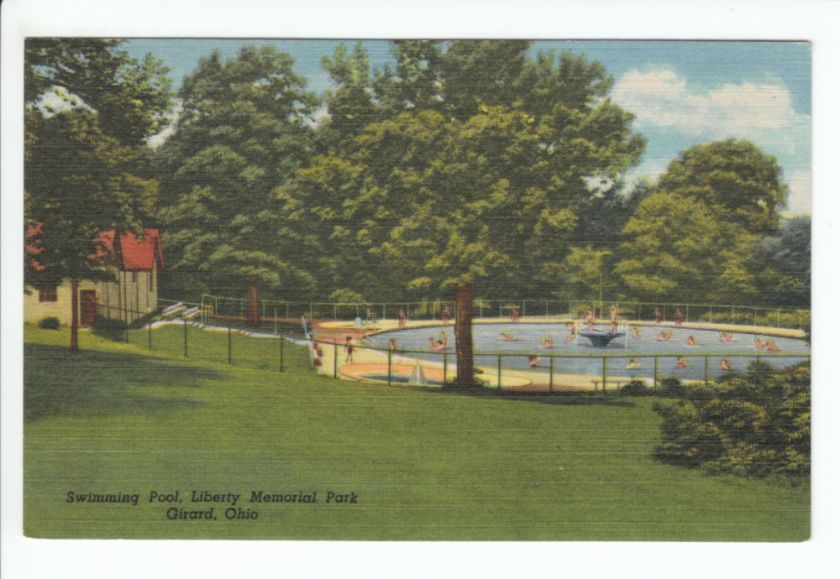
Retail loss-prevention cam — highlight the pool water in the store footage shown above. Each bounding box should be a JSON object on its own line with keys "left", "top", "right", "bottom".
{"left": 364, "top": 323, "right": 809, "bottom": 381}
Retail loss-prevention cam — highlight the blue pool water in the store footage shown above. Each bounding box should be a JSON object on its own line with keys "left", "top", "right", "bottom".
{"left": 364, "top": 323, "right": 809, "bottom": 382}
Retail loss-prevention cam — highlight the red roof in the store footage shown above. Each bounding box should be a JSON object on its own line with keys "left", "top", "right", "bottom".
{"left": 97, "top": 229, "right": 165, "bottom": 271}
{"left": 25, "top": 224, "right": 164, "bottom": 272}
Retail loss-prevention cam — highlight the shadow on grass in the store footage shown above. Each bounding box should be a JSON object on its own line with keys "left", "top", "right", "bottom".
{"left": 24, "top": 344, "right": 225, "bottom": 422}
{"left": 431, "top": 385, "right": 637, "bottom": 407}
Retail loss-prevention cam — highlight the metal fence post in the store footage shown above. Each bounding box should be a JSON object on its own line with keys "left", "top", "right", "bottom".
{"left": 654, "top": 356, "right": 659, "bottom": 390}
{"left": 148, "top": 321, "right": 152, "bottom": 350}
{"left": 443, "top": 352, "right": 448, "bottom": 384}
{"left": 497, "top": 355, "right": 502, "bottom": 390}
{"left": 333, "top": 342, "right": 338, "bottom": 379}
{"left": 704, "top": 355, "right": 709, "bottom": 385}
{"left": 549, "top": 356, "right": 554, "bottom": 392}
{"left": 280, "top": 335, "right": 285, "bottom": 372}
{"left": 602, "top": 356, "right": 607, "bottom": 393}
{"left": 387, "top": 349, "right": 392, "bottom": 385}
{"left": 183, "top": 316, "right": 188, "bottom": 357}
{"left": 228, "top": 321, "right": 232, "bottom": 365}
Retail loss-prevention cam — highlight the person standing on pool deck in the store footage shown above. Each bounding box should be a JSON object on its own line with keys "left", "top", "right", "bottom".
{"left": 609, "top": 304, "right": 619, "bottom": 334}
{"left": 344, "top": 335, "right": 354, "bottom": 362}
{"left": 655, "top": 307, "right": 662, "bottom": 324}
{"left": 511, "top": 306, "right": 521, "bottom": 323}
{"left": 398, "top": 308, "right": 407, "bottom": 330}
{"left": 441, "top": 305, "right": 451, "bottom": 324}
{"left": 674, "top": 308, "right": 685, "bottom": 327}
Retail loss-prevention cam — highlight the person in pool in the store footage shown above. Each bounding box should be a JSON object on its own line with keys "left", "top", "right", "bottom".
{"left": 631, "top": 325, "right": 641, "bottom": 339}
{"left": 428, "top": 337, "right": 447, "bottom": 352}
{"left": 388, "top": 338, "right": 398, "bottom": 352}
{"left": 542, "top": 337, "right": 554, "bottom": 349}
{"left": 676, "top": 356, "right": 689, "bottom": 369}
{"left": 499, "top": 332, "right": 517, "bottom": 341}
{"left": 765, "top": 339, "right": 781, "bottom": 352}
{"left": 528, "top": 355, "right": 541, "bottom": 368}
{"left": 686, "top": 335, "right": 698, "bottom": 346}
{"left": 754, "top": 336, "right": 766, "bottom": 350}
{"left": 609, "top": 304, "right": 619, "bottom": 334}
{"left": 719, "top": 332, "right": 735, "bottom": 343}
{"left": 656, "top": 330, "right": 673, "bottom": 341}
{"left": 626, "top": 358, "right": 641, "bottom": 369}
{"left": 720, "top": 358, "right": 732, "bottom": 371}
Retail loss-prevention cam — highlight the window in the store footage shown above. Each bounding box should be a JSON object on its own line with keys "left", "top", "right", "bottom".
{"left": 39, "top": 288, "right": 58, "bottom": 302}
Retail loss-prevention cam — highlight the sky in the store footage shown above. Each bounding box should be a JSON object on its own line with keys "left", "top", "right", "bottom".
{"left": 124, "top": 39, "right": 812, "bottom": 215}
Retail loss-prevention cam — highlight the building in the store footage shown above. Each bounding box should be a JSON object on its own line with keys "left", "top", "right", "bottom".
{"left": 24, "top": 228, "right": 164, "bottom": 327}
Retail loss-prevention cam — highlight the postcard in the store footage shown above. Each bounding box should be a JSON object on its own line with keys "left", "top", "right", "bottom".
{"left": 4, "top": 1, "right": 839, "bottom": 578}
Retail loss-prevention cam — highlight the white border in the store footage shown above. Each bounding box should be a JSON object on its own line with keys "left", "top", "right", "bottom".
{"left": 3, "top": 1, "right": 839, "bottom": 578}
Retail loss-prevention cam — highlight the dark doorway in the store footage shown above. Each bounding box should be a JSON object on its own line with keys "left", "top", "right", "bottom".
{"left": 80, "top": 290, "right": 97, "bottom": 327}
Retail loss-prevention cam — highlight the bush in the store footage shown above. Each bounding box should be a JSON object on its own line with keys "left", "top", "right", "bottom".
{"left": 38, "top": 317, "right": 60, "bottom": 330}
{"left": 620, "top": 379, "right": 651, "bottom": 396}
{"left": 652, "top": 363, "right": 810, "bottom": 480}
{"left": 657, "top": 376, "right": 683, "bottom": 396}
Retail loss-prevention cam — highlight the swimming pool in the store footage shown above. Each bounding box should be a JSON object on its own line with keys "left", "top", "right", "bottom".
{"left": 363, "top": 323, "right": 809, "bottom": 382}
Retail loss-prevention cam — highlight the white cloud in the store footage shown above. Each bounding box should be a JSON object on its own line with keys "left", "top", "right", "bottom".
{"left": 785, "top": 169, "right": 812, "bottom": 215}
{"left": 612, "top": 68, "right": 811, "bottom": 158}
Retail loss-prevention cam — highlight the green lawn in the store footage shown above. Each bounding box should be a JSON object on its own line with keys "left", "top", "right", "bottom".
{"left": 24, "top": 326, "right": 809, "bottom": 540}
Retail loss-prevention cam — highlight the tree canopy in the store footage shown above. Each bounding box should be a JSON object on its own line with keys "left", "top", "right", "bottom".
{"left": 24, "top": 39, "right": 173, "bottom": 350}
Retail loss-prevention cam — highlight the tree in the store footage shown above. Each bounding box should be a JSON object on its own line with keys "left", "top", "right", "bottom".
{"left": 295, "top": 42, "right": 644, "bottom": 385}
{"left": 614, "top": 139, "right": 790, "bottom": 306}
{"left": 656, "top": 139, "right": 788, "bottom": 236}
{"left": 156, "top": 46, "right": 319, "bottom": 301}
{"left": 25, "top": 39, "right": 172, "bottom": 351}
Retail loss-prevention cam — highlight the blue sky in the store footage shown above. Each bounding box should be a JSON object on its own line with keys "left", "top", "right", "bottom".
{"left": 124, "top": 39, "right": 812, "bottom": 214}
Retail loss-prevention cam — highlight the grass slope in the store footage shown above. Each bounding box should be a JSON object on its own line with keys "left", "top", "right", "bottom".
{"left": 24, "top": 326, "right": 809, "bottom": 540}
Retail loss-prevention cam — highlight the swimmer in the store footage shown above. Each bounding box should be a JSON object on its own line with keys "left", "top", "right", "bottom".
{"left": 626, "top": 358, "right": 641, "bottom": 369}
{"left": 388, "top": 338, "right": 397, "bottom": 352}
{"left": 542, "top": 337, "right": 554, "bottom": 349}
{"left": 720, "top": 358, "right": 732, "bottom": 371}
{"left": 439, "top": 329, "right": 449, "bottom": 347}
{"left": 676, "top": 356, "right": 688, "bottom": 369}
{"left": 609, "top": 304, "right": 619, "bottom": 334}
{"left": 686, "top": 335, "right": 698, "bottom": 346}
{"left": 528, "top": 355, "right": 541, "bottom": 368}
{"left": 719, "top": 332, "right": 735, "bottom": 343}
{"left": 631, "top": 325, "right": 641, "bottom": 339}
{"left": 428, "top": 337, "right": 447, "bottom": 352}
{"left": 765, "top": 339, "right": 781, "bottom": 352}
{"left": 753, "top": 336, "right": 766, "bottom": 350}
{"left": 656, "top": 330, "right": 673, "bottom": 342}
{"left": 499, "top": 332, "right": 517, "bottom": 341}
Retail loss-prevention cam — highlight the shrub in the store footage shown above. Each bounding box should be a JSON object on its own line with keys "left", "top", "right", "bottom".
{"left": 652, "top": 362, "right": 810, "bottom": 480}
{"left": 38, "top": 317, "right": 60, "bottom": 330}
{"left": 657, "top": 376, "right": 683, "bottom": 396}
{"left": 620, "top": 379, "right": 651, "bottom": 396}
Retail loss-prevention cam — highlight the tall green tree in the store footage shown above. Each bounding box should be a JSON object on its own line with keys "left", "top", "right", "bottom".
{"left": 296, "top": 41, "right": 644, "bottom": 385}
{"left": 25, "top": 39, "right": 172, "bottom": 351}
{"left": 157, "top": 46, "right": 318, "bottom": 300}
{"left": 614, "top": 139, "right": 789, "bottom": 305}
